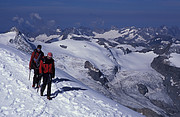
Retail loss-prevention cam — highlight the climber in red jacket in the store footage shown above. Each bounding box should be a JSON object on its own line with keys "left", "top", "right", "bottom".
{"left": 39, "top": 52, "right": 55, "bottom": 100}
{"left": 29, "top": 45, "right": 44, "bottom": 88}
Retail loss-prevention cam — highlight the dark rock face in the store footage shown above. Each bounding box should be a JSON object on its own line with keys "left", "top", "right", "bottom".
{"left": 116, "top": 47, "right": 133, "bottom": 55}
{"left": 137, "top": 84, "right": 148, "bottom": 95}
{"left": 84, "top": 61, "right": 94, "bottom": 69}
{"left": 60, "top": 45, "right": 68, "bottom": 49}
{"left": 150, "top": 100, "right": 178, "bottom": 116}
{"left": 131, "top": 107, "right": 164, "bottom": 117}
{"left": 71, "top": 37, "right": 90, "bottom": 41}
{"left": 84, "top": 61, "right": 109, "bottom": 86}
{"left": 45, "top": 38, "right": 59, "bottom": 43}
{"left": 151, "top": 56, "right": 180, "bottom": 116}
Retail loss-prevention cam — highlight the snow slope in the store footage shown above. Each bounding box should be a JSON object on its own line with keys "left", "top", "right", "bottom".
{"left": 0, "top": 31, "right": 17, "bottom": 45}
{"left": 169, "top": 53, "right": 180, "bottom": 68}
{"left": 33, "top": 38, "right": 117, "bottom": 78}
{"left": 35, "top": 34, "right": 62, "bottom": 42}
{"left": 118, "top": 51, "right": 158, "bottom": 71}
{"left": 0, "top": 43, "right": 144, "bottom": 116}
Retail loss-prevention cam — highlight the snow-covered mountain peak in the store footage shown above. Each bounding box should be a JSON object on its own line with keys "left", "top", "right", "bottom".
{"left": 93, "top": 29, "right": 121, "bottom": 39}
{"left": 0, "top": 31, "right": 17, "bottom": 45}
{"left": 35, "top": 33, "right": 62, "bottom": 43}
{"left": 0, "top": 28, "right": 34, "bottom": 53}
{"left": 10, "top": 27, "right": 19, "bottom": 34}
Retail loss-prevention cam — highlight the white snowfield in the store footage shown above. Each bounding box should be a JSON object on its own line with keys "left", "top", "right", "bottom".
{"left": 0, "top": 31, "right": 17, "bottom": 45}
{"left": 169, "top": 53, "right": 180, "bottom": 68}
{"left": 93, "top": 28, "right": 145, "bottom": 42}
{"left": 0, "top": 44, "right": 145, "bottom": 117}
{"left": 93, "top": 30, "right": 122, "bottom": 39}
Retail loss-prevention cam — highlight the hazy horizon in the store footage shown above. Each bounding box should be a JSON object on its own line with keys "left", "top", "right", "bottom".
{"left": 1, "top": 0, "right": 180, "bottom": 32}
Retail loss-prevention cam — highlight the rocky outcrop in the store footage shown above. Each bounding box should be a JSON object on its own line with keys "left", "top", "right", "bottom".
{"left": 60, "top": 45, "right": 68, "bottom": 49}
{"left": 9, "top": 28, "right": 35, "bottom": 54}
{"left": 168, "top": 44, "right": 180, "bottom": 54}
{"left": 71, "top": 37, "right": 90, "bottom": 41}
{"left": 130, "top": 107, "right": 164, "bottom": 117}
{"left": 151, "top": 56, "right": 180, "bottom": 116}
{"left": 137, "top": 84, "right": 148, "bottom": 95}
{"left": 84, "top": 61, "right": 109, "bottom": 87}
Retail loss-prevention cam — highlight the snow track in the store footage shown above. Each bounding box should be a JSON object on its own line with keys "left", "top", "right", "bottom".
{"left": 0, "top": 45, "right": 144, "bottom": 117}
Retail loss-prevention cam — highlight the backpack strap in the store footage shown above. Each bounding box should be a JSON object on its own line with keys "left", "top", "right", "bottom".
{"left": 32, "top": 49, "right": 37, "bottom": 59}
{"left": 33, "top": 49, "right": 42, "bottom": 67}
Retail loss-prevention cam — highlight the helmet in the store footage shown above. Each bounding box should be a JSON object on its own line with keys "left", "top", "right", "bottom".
{"left": 47, "top": 52, "right": 53, "bottom": 58}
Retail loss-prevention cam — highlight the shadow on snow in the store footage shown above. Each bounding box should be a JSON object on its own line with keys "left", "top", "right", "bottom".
{"left": 52, "top": 77, "right": 72, "bottom": 83}
{"left": 51, "top": 77, "right": 87, "bottom": 99}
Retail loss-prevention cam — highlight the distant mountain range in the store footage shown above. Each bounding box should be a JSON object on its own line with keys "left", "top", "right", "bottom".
{"left": 30, "top": 25, "right": 180, "bottom": 54}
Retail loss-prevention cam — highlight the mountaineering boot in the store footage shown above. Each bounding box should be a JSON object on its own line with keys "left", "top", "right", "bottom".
{"left": 41, "top": 92, "right": 43, "bottom": 96}
{"left": 47, "top": 96, "right": 52, "bottom": 100}
{"left": 32, "top": 84, "right": 35, "bottom": 88}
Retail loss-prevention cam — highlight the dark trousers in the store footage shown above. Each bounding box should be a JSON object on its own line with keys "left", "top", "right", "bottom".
{"left": 41, "top": 73, "right": 52, "bottom": 97}
{"left": 33, "top": 68, "right": 40, "bottom": 86}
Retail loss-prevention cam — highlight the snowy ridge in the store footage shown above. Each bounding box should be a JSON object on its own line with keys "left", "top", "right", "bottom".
{"left": 168, "top": 44, "right": 180, "bottom": 67}
{"left": 0, "top": 29, "right": 34, "bottom": 53}
{"left": 93, "top": 28, "right": 145, "bottom": 42}
{"left": 0, "top": 45, "right": 144, "bottom": 116}
{"left": 93, "top": 30, "right": 122, "bottom": 39}
{"left": 169, "top": 53, "right": 180, "bottom": 67}
{"left": 0, "top": 31, "right": 17, "bottom": 45}
{"left": 35, "top": 34, "right": 62, "bottom": 42}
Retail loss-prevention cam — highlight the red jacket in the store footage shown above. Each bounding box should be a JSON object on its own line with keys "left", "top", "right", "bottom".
{"left": 29, "top": 49, "right": 44, "bottom": 69}
{"left": 39, "top": 56, "right": 55, "bottom": 77}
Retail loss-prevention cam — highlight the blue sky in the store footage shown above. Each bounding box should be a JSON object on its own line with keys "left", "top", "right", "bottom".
{"left": 0, "top": 0, "right": 180, "bottom": 31}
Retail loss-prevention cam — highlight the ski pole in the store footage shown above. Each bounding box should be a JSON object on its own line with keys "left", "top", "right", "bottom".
{"left": 29, "top": 69, "right": 31, "bottom": 80}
